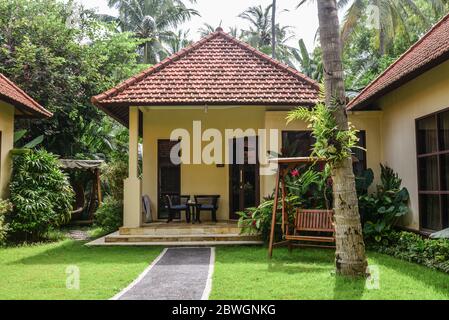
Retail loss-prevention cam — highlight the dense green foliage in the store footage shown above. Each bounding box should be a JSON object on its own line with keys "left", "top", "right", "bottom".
{"left": 238, "top": 4, "right": 295, "bottom": 66}
{"left": 341, "top": 0, "right": 449, "bottom": 90}
{"left": 95, "top": 154, "right": 128, "bottom": 232}
{"left": 371, "top": 231, "right": 449, "bottom": 274}
{"left": 95, "top": 197, "right": 123, "bottom": 232}
{"left": 102, "top": 159, "right": 128, "bottom": 201}
{"left": 340, "top": 0, "right": 430, "bottom": 55}
{"left": 360, "top": 165, "right": 410, "bottom": 243}
{"left": 106, "top": 0, "right": 199, "bottom": 64}
{"left": 238, "top": 194, "right": 299, "bottom": 242}
{"left": 238, "top": 165, "right": 331, "bottom": 241}
{"left": 7, "top": 150, "right": 74, "bottom": 241}
{"left": 0, "top": 200, "right": 12, "bottom": 245}
{"left": 0, "top": 0, "right": 145, "bottom": 158}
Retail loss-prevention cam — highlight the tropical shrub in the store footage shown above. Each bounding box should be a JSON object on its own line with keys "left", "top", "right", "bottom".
{"left": 8, "top": 149, "right": 74, "bottom": 241}
{"left": 0, "top": 199, "right": 12, "bottom": 245}
{"left": 95, "top": 157, "right": 127, "bottom": 232}
{"left": 284, "top": 165, "right": 332, "bottom": 209}
{"left": 238, "top": 194, "right": 300, "bottom": 242}
{"left": 359, "top": 164, "right": 409, "bottom": 243}
{"left": 238, "top": 166, "right": 331, "bottom": 241}
{"left": 371, "top": 231, "right": 449, "bottom": 274}
{"left": 95, "top": 196, "right": 123, "bottom": 232}
{"left": 355, "top": 168, "right": 374, "bottom": 196}
{"left": 101, "top": 158, "right": 128, "bottom": 201}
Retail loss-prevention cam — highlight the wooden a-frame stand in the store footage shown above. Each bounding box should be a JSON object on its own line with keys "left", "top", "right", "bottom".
{"left": 267, "top": 157, "right": 328, "bottom": 258}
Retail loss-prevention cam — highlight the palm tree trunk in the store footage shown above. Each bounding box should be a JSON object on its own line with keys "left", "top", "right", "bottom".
{"left": 317, "top": 0, "right": 368, "bottom": 277}
{"left": 272, "top": 0, "right": 276, "bottom": 59}
{"left": 379, "top": 28, "right": 386, "bottom": 55}
{"left": 144, "top": 42, "right": 149, "bottom": 64}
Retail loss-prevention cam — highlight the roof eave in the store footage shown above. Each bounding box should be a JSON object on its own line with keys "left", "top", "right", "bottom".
{"left": 93, "top": 100, "right": 319, "bottom": 128}
{"left": 0, "top": 94, "right": 53, "bottom": 118}
{"left": 348, "top": 49, "right": 449, "bottom": 111}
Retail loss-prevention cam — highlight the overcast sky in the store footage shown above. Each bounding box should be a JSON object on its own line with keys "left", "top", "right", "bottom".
{"left": 79, "top": 0, "right": 321, "bottom": 50}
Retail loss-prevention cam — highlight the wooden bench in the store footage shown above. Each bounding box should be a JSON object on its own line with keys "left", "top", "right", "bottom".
{"left": 285, "top": 209, "right": 335, "bottom": 249}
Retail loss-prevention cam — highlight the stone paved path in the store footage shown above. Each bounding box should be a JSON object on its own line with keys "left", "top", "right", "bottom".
{"left": 113, "top": 247, "right": 214, "bottom": 300}
{"left": 67, "top": 229, "right": 89, "bottom": 241}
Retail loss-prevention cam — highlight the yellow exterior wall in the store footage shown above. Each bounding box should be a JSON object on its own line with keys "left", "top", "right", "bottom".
{"left": 374, "top": 59, "right": 449, "bottom": 230}
{"left": 142, "top": 107, "right": 266, "bottom": 222}
{"left": 348, "top": 111, "right": 383, "bottom": 190}
{"left": 0, "top": 101, "right": 14, "bottom": 199}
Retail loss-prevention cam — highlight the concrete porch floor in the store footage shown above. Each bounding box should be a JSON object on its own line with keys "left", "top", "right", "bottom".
{"left": 86, "top": 221, "right": 263, "bottom": 246}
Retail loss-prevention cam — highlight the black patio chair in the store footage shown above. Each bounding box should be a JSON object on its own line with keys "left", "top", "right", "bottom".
{"left": 194, "top": 195, "right": 220, "bottom": 223}
{"left": 165, "top": 194, "right": 191, "bottom": 223}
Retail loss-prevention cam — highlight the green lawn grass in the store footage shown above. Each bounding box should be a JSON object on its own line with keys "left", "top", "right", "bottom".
{"left": 0, "top": 240, "right": 162, "bottom": 300}
{"left": 210, "top": 246, "right": 449, "bottom": 300}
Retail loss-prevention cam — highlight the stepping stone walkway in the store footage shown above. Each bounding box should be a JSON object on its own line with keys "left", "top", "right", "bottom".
{"left": 113, "top": 247, "right": 214, "bottom": 300}
{"left": 67, "top": 229, "right": 90, "bottom": 241}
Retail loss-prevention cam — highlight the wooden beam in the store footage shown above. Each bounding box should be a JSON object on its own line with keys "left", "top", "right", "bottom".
{"left": 96, "top": 168, "right": 102, "bottom": 205}
{"left": 268, "top": 164, "right": 280, "bottom": 258}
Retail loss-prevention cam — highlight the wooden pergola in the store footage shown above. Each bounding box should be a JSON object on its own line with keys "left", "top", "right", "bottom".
{"left": 267, "top": 157, "right": 328, "bottom": 258}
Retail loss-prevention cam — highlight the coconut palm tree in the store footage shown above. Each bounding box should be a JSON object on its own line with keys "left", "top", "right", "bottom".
{"left": 107, "top": 0, "right": 199, "bottom": 64}
{"left": 198, "top": 23, "right": 216, "bottom": 37}
{"left": 298, "top": 0, "right": 448, "bottom": 55}
{"left": 337, "top": 0, "right": 430, "bottom": 55}
{"left": 198, "top": 23, "right": 243, "bottom": 39}
{"left": 166, "top": 29, "right": 193, "bottom": 54}
{"left": 239, "top": 4, "right": 273, "bottom": 48}
{"left": 272, "top": 0, "right": 277, "bottom": 59}
{"left": 239, "top": 4, "right": 295, "bottom": 66}
{"left": 293, "top": 0, "right": 368, "bottom": 276}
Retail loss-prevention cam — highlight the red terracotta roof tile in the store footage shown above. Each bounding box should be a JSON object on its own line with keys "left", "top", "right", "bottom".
{"left": 0, "top": 73, "right": 52, "bottom": 117}
{"left": 348, "top": 13, "right": 449, "bottom": 111}
{"left": 92, "top": 30, "right": 319, "bottom": 125}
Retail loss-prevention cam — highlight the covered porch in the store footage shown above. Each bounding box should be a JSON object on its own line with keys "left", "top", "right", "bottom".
{"left": 122, "top": 105, "right": 272, "bottom": 230}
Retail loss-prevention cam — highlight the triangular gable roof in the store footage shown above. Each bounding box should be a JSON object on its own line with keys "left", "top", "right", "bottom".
{"left": 92, "top": 28, "right": 319, "bottom": 125}
{"left": 0, "top": 73, "right": 52, "bottom": 118}
{"left": 348, "top": 13, "right": 449, "bottom": 111}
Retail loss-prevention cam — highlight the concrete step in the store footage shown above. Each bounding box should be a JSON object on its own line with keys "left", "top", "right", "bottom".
{"left": 120, "top": 224, "right": 242, "bottom": 236}
{"left": 105, "top": 233, "right": 261, "bottom": 243}
{"left": 86, "top": 239, "right": 264, "bottom": 247}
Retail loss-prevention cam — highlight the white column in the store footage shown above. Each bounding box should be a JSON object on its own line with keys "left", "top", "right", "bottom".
{"left": 123, "top": 106, "right": 142, "bottom": 229}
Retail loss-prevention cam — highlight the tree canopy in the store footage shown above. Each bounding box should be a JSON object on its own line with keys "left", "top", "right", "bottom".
{"left": 0, "top": 0, "right": 146, "bottom": 158}
{"left": 2, "top": 0, "right": 449, "bottom": 161}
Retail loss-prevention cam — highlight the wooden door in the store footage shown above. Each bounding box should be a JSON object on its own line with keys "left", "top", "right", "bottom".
{"left": 157, "top": 140, "right": 181, "bottom": 219}
{"left": 229, "top": 137, "right": 260, "bottom": 219}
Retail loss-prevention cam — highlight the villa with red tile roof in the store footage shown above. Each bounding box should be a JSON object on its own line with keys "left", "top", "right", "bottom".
{"left": 347, "top": 13, "right": 449, "bottom": 233}
{"left": 0, "top": 74, "right": 52, "bottom": 198}
{"left": 93, "top": 28, "right": 379, "bottom": 242}
{"left": 94, "top": 16, "right": 449, "bottom": 240}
